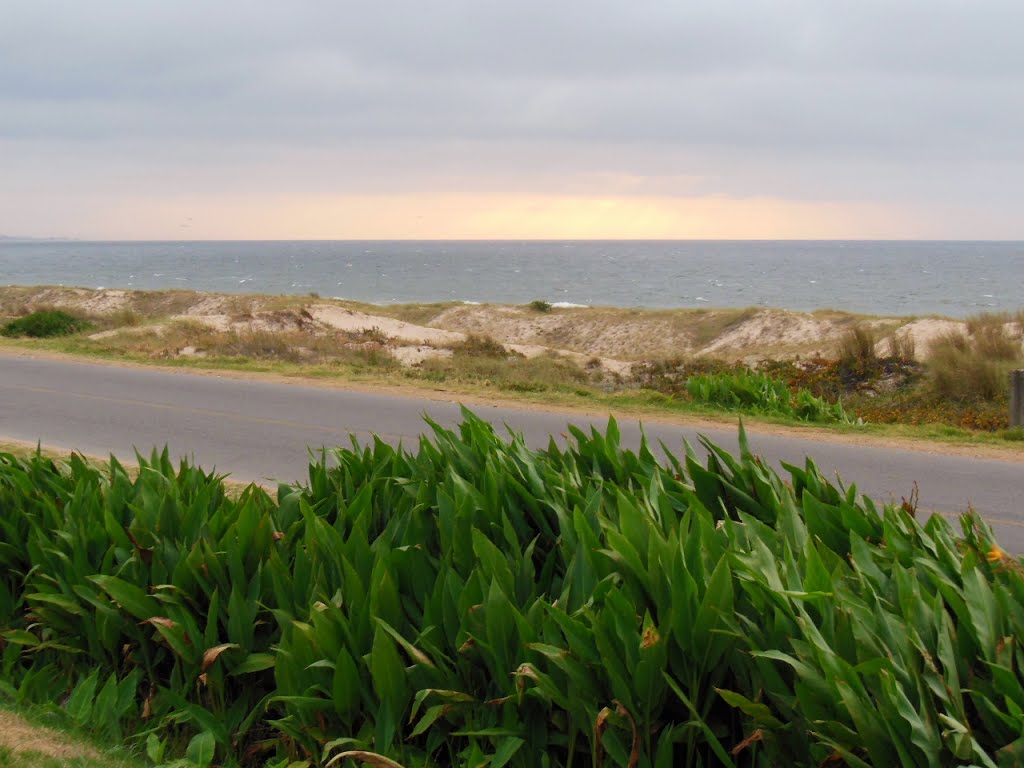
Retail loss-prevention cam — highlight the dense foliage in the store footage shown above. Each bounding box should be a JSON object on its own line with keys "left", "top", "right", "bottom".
{"left": 1, "top": 411, "right": 1023, "bottom": 767}
{"left": 1, "top": 309, "right": 90, "bottom": 338}
{"left": 685, "top": 369, "right": 851, "bottom": 423}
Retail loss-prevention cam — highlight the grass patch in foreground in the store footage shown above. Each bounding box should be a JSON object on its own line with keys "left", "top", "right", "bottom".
{"left": 2, "top": 413, "right": 1024, "bottom": 766}
{"left": 0, "top": 707, "right": 142, "bottom": 768}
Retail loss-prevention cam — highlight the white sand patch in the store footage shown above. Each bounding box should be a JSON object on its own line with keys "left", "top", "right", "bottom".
{"left": 79, "top": 289, "right": 131, "bottom": 313}
{"left": 429, "top": 304, "right": 693, "bottom": 360}
{"left": 698, "top": 311, "right": 843, "bottom": 357}
{"left": 171, "top": 313, "right": 232, "bottom": 331}
{"left": 390, "top": 345, "right": 453, "bottom": 366}
{"left": 597, "top": 358, "right": 635, "bottom": 376}
{"left": 88, "top": 324, "right": 167, "bottom": 340}
{"left": 180, "top": 295, "right": 230, "bottom": 316}
{"left": 506, "top": 342, "right": 556, "bottom": 358}
{"left": 504, "top": 343, "right": 632, "bottom": 376}
{"left": 310, "top": 304, "right": 465, "bottom": 345}
{"left": 890, "top": 318, "right": 967, "bottom": 359}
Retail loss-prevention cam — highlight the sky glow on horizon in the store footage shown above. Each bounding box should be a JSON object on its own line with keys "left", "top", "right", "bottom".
{"left": 2, "top": 1, "right": 1023, "bottom": 240}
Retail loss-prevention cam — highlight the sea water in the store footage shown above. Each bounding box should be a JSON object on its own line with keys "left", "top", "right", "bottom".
{"left": 1, "top": 239, "right": 1021, "bottom": 317}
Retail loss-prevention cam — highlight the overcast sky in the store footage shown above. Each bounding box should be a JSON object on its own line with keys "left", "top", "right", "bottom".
{"left": 2, "top": 1, "right": 1023, "bottom": 239}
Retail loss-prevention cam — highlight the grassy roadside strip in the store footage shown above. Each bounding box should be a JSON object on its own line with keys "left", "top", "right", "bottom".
{"left": 0, "top": 706, "right": 143, "bottom": 768}
{"left": 3, "top": 338, "right": 1024, "bottom": 461}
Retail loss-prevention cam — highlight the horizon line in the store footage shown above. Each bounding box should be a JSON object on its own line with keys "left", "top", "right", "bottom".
{"left": 5, "top": 236, "right": 1024, "bottom": 244}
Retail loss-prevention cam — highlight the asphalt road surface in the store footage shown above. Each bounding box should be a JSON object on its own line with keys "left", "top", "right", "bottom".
{"left": 2, "top": 352, "right": 1022, "bottom": 549}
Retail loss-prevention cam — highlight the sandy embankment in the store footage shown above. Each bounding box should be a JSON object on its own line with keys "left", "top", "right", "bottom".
{"left": 3, "top": 286, "right": 1015, "bottom": 371}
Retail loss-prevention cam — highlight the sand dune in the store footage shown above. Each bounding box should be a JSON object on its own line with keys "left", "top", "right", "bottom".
{"left": 5, "top": 287, "right": 1017, "bottom": 371}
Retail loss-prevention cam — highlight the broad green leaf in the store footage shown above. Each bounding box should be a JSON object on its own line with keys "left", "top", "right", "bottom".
{"left": 185, "top": 731, "right": 216, "bottom": 768}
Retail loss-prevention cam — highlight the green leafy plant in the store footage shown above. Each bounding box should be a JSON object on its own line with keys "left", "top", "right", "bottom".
{"left": 1, "top": 412, "right": 1022, "bottom": 766}
{"left": 686, "top": 369, "right": 851, "bottom": 423}
{"left": 1, "top": 309, "right": 91, "bottom": 338}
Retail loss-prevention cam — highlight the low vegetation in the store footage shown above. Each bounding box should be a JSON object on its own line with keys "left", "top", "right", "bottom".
{"left": 1, "top": 413, "right": 1023, "bottom": 766}
{"left": 836, "top": 324, "right": 877, "bottom": 375}
{"left": 929, "top": 316, "right": 1023, "bottom": 403}
{"left": 686, "top": 369, "right": 851, "bottom": 423}
{"left": 0, "top": 708, "right": 142, "bottom": 768}
{"left": 1, "top": 309, "right": 90, "bottom": 338}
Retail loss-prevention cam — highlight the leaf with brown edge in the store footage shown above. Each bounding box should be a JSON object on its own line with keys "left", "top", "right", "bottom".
{"left": 594, "top": 706, "right": 612, "bottom": 768}
{"left": 731, "top": 728, "right": 765, "bottom": 756}
{"left": 202, "top": 642, "right": 239, "bottom": 672}
{"left": 141, "top": 684, "right": 156, "bottom": 720}
{"left": 615, "top": 701, "right": 640, "bottom": 768}
{"left": 325, "top": 751, "right": 406, "bottom": 768}
{"left": 140, "top": 617, "right": 177, "bottom": 630}
{"left": 125, "top": 529, "right": 154, "bottom": 564}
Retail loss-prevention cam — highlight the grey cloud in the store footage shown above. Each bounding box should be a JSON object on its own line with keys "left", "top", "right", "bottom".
{"left": 2, "top": 0, "right": 1024, "bottom": 221}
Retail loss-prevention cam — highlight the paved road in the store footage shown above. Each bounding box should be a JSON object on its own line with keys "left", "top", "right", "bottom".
{"left": 1, "top": 352, "right": 1022, "bottom": 548}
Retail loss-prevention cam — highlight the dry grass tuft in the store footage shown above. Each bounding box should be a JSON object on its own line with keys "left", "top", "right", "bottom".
{"left": 965, "top": 312, "right": 1022, "bottom": 361}
{"left": 222, "top": 330, "right": 304, "bottom": 362}
{"left": 107, "top": 307, "right": 142, "bottom": 328}
{"left": 417, "top": 350, "right": 586, "bottom": 393}
{"left": 449, "top": 334, "right": 512, "bottom": 359}
{"left": 928, "top": 322, "right": 1023, "bottom": 403}
{"left": 885, "top": 331, "right": 917, "bottom": 362}
{"left": 837, "top": 325, "right": 876, "bottom": 372}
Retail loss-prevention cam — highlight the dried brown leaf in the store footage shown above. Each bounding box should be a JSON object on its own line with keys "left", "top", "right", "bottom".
{"left": 201, "top": 642, "right": 238, "bottom": 672}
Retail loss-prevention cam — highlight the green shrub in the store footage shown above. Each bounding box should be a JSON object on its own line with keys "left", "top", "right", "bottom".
{"left": 631, "top": 357, "right": 740, "bottom": 399}
{"left": 528, "top": 299, "right": 552, "bottom": 313}
{"left": 450, "top": 333, "right": 510, "bottom": 358}
{"left": 998, "top": 426, "right": 1024, "bottom": 441}
{"left": 1, "top": 413, "right": 1022, "bottom": 766}
{"left": 687, "top": 369, "right": 850, "bottom": 422}
{"left": 1, "top": 309, "right": 90, "bottom": 338}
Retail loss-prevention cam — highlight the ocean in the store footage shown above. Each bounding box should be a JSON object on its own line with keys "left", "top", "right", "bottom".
{"left": 1, "top": 239, "right": 1022, "bottom": 317}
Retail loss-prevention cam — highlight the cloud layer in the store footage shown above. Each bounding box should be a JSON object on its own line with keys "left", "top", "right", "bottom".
{"left": 2, "top": 1, "right": 1023, "bottom": 237}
